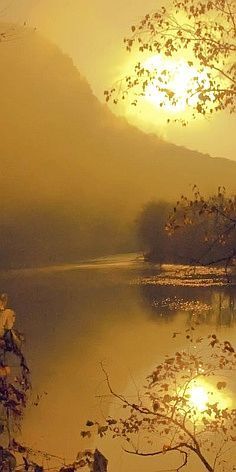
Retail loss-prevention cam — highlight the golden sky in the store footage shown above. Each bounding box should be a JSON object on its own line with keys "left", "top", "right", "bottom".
{"left": 1, "top": 0, "right": 236, "bottom": 161}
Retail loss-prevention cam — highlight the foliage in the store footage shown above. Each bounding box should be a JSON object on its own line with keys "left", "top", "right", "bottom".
{"left": 136, "top": 198, "right": 228, "bottom": 266}
{"left": 8, "top": 444, "right": 108, "bottom": 472}
{"left": 0, "top": 332, "right": 30, "bottom": 444}
{"left": 166, "top": 186, "right": 236, "bottom": 272}
{"left": 0, "top": 303, "right": 107, "bottom": 472}
{"left": 104, "top": 0, "right": 236, "bottom": 122}
{"left": 83, "top": 329, "right": 236, "bottom": 471}
{"left": 0, "top": 323, "right": 30, "bottom": 471}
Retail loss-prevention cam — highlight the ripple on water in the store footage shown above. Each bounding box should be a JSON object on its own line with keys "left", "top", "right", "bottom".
{"left": 133, "top": 264, "right": 236, "bottom": 287}
{"left": 151, "top": 297, "right": 212, "bottom": 312}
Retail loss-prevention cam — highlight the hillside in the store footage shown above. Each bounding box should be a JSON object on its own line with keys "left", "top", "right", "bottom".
{"left": 0, "top": 26, "right": 235, "bottom": 267}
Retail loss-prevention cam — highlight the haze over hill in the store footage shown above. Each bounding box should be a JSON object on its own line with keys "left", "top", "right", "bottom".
{"left": 0, "top": 26, "right": 235, "bottom": 268}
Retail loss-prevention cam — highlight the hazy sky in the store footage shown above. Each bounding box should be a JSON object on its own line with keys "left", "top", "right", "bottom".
{"left": 1, "top": 0, "right": 236, "bottom": 161}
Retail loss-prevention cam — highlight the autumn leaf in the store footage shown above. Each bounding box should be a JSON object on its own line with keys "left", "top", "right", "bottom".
{"left": 216, "top": 381, "right": 227, "bottom": 390}
{"left": 81, "top": 431, "right": 92, "bottom": 438}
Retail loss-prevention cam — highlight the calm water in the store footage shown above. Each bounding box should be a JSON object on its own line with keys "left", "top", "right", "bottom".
{"left": 0, "top": 254, "right": 235, "bottom": 471}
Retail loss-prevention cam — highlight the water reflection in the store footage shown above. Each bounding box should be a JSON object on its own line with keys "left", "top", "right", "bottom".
{"left": 135, "top": 263, "right": 234, "bottom": 287}
{"left": 138, "top": 269, "right": 236, "bottom": 326}
{"left": 0, "top": 255, "right": 234, "bottom": 470}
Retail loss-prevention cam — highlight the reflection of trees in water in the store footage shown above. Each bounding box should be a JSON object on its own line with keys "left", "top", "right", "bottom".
{"left": 214, "top": 289, "right": 236, "bottom": 326}
{"left": 140, "top": 284, "right": 236, "bottom": 326}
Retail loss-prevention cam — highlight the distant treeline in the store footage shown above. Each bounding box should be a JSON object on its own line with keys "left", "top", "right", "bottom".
{"left": 0, "top": 205, "right": 137, "bottom": 269}
{"left": 1, "top": 198, "right": 235, "bottom": 270}
{"left": 1, "top": 198, "right": 234, "bottom": 270}
{"left": 136, "top": 200, "right": 236, "bottom": 265}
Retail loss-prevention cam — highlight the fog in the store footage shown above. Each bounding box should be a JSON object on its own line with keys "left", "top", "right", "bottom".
{"left": 0, "top": 14, "right": 235, "bottom": 472}
{"left": 0, "top": 26, "right": 235, "bottom": 267}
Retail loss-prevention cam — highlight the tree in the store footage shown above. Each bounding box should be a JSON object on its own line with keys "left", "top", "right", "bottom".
{"left": 0, "top": 297, "right": 107, "bottom": 472}
{"left": 104, "top": 0, "right": 236, "bottom": 122}
{"left": 166, "top": 187, "right": 236, "bottom": 274}
{"left": 135, "top": 197, "right": 229, "bottom": 266}
{"left": 83, "top": 329, "right": 236, "bottom": 472}
{"left": 0, "top": 304, "right": 30, "bottom": 471}
{"left": 136, "top": 201, "right": 171, "bottom": 262}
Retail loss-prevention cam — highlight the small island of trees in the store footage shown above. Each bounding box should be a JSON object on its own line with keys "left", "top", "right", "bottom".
{"left": 137, "top": 188, "right": 236, "bottom": 273}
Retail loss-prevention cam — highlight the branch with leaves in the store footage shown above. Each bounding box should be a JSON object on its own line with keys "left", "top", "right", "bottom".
{"left": 104, "top": 0, "right": 236, "bottom": 122}
{"left": 82, "top": 329, "right": 236, "bottom": 472}
{"left": 166, "top": 186, "right": 236, "bottom": 276}
{"left": 0, "top": 300, "right": 107, "bottom": 472}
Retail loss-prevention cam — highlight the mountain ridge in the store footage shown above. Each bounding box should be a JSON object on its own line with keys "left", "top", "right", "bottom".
{"left": 0, "top": 25, "right": 235, "bottom": 267}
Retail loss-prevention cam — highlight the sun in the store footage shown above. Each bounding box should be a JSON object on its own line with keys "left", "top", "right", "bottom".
{"left": 189, "top": 385, "right": 209, "bottom": 412}
{"left": 142, "top": 55, "right": 211, "bottom": 113}
{"left": 187, "top": 379, "right": 231, "bottom": 415}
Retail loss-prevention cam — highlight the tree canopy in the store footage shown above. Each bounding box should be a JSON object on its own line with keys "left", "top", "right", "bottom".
{"left": 166, "top": 187, "right": 236, "bottom": 273}
{"left": 105, "top": 0, "right": 236, "bottom": 122}
{"left": 83, "top": 329, "right": 236, "bottom": 472}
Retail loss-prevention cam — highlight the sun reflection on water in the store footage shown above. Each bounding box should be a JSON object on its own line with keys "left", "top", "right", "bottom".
{"left": 188, "top": 379, "right": 231, "bottom": 415}
{"left": 189, "top": 385, "right": 209, "bottom": 412}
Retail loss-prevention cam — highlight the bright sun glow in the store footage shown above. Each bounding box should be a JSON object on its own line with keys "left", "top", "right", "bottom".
{"left": 142, "top": 55, "right": 211, "bottom": 113}
{"left": 189, "top": 385, "right": 209, "bottom": 412}
{"left": 188, "top": 379, "right": 231, "bottom": 415}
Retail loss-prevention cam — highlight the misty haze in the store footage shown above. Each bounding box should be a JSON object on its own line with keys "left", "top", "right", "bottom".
{"left": 0, "top": 2, "right": 235, "bottom": 472}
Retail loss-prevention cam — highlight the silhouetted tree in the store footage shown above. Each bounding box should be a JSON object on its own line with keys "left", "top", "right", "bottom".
{"left": 104, "top": 0, "right": 236, "bottom": 122}
{"left": 84, "top": 329, "right": 236, "bottom": 471}
{"left": 0, "top": 296, "right": 30, "bottom": 471}
{"left": 0, "top": 296, "right": 107, "bottom": 472}
{"left": 166, "top": 187, "right": 236, "bottom": 273}
{"left": 136, "top": 198, "right": 217, "bottom": 265}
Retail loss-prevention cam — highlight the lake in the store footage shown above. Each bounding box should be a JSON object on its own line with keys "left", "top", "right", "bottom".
{"left": 0, "top": 254, "right": 235, "bottom": 471}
